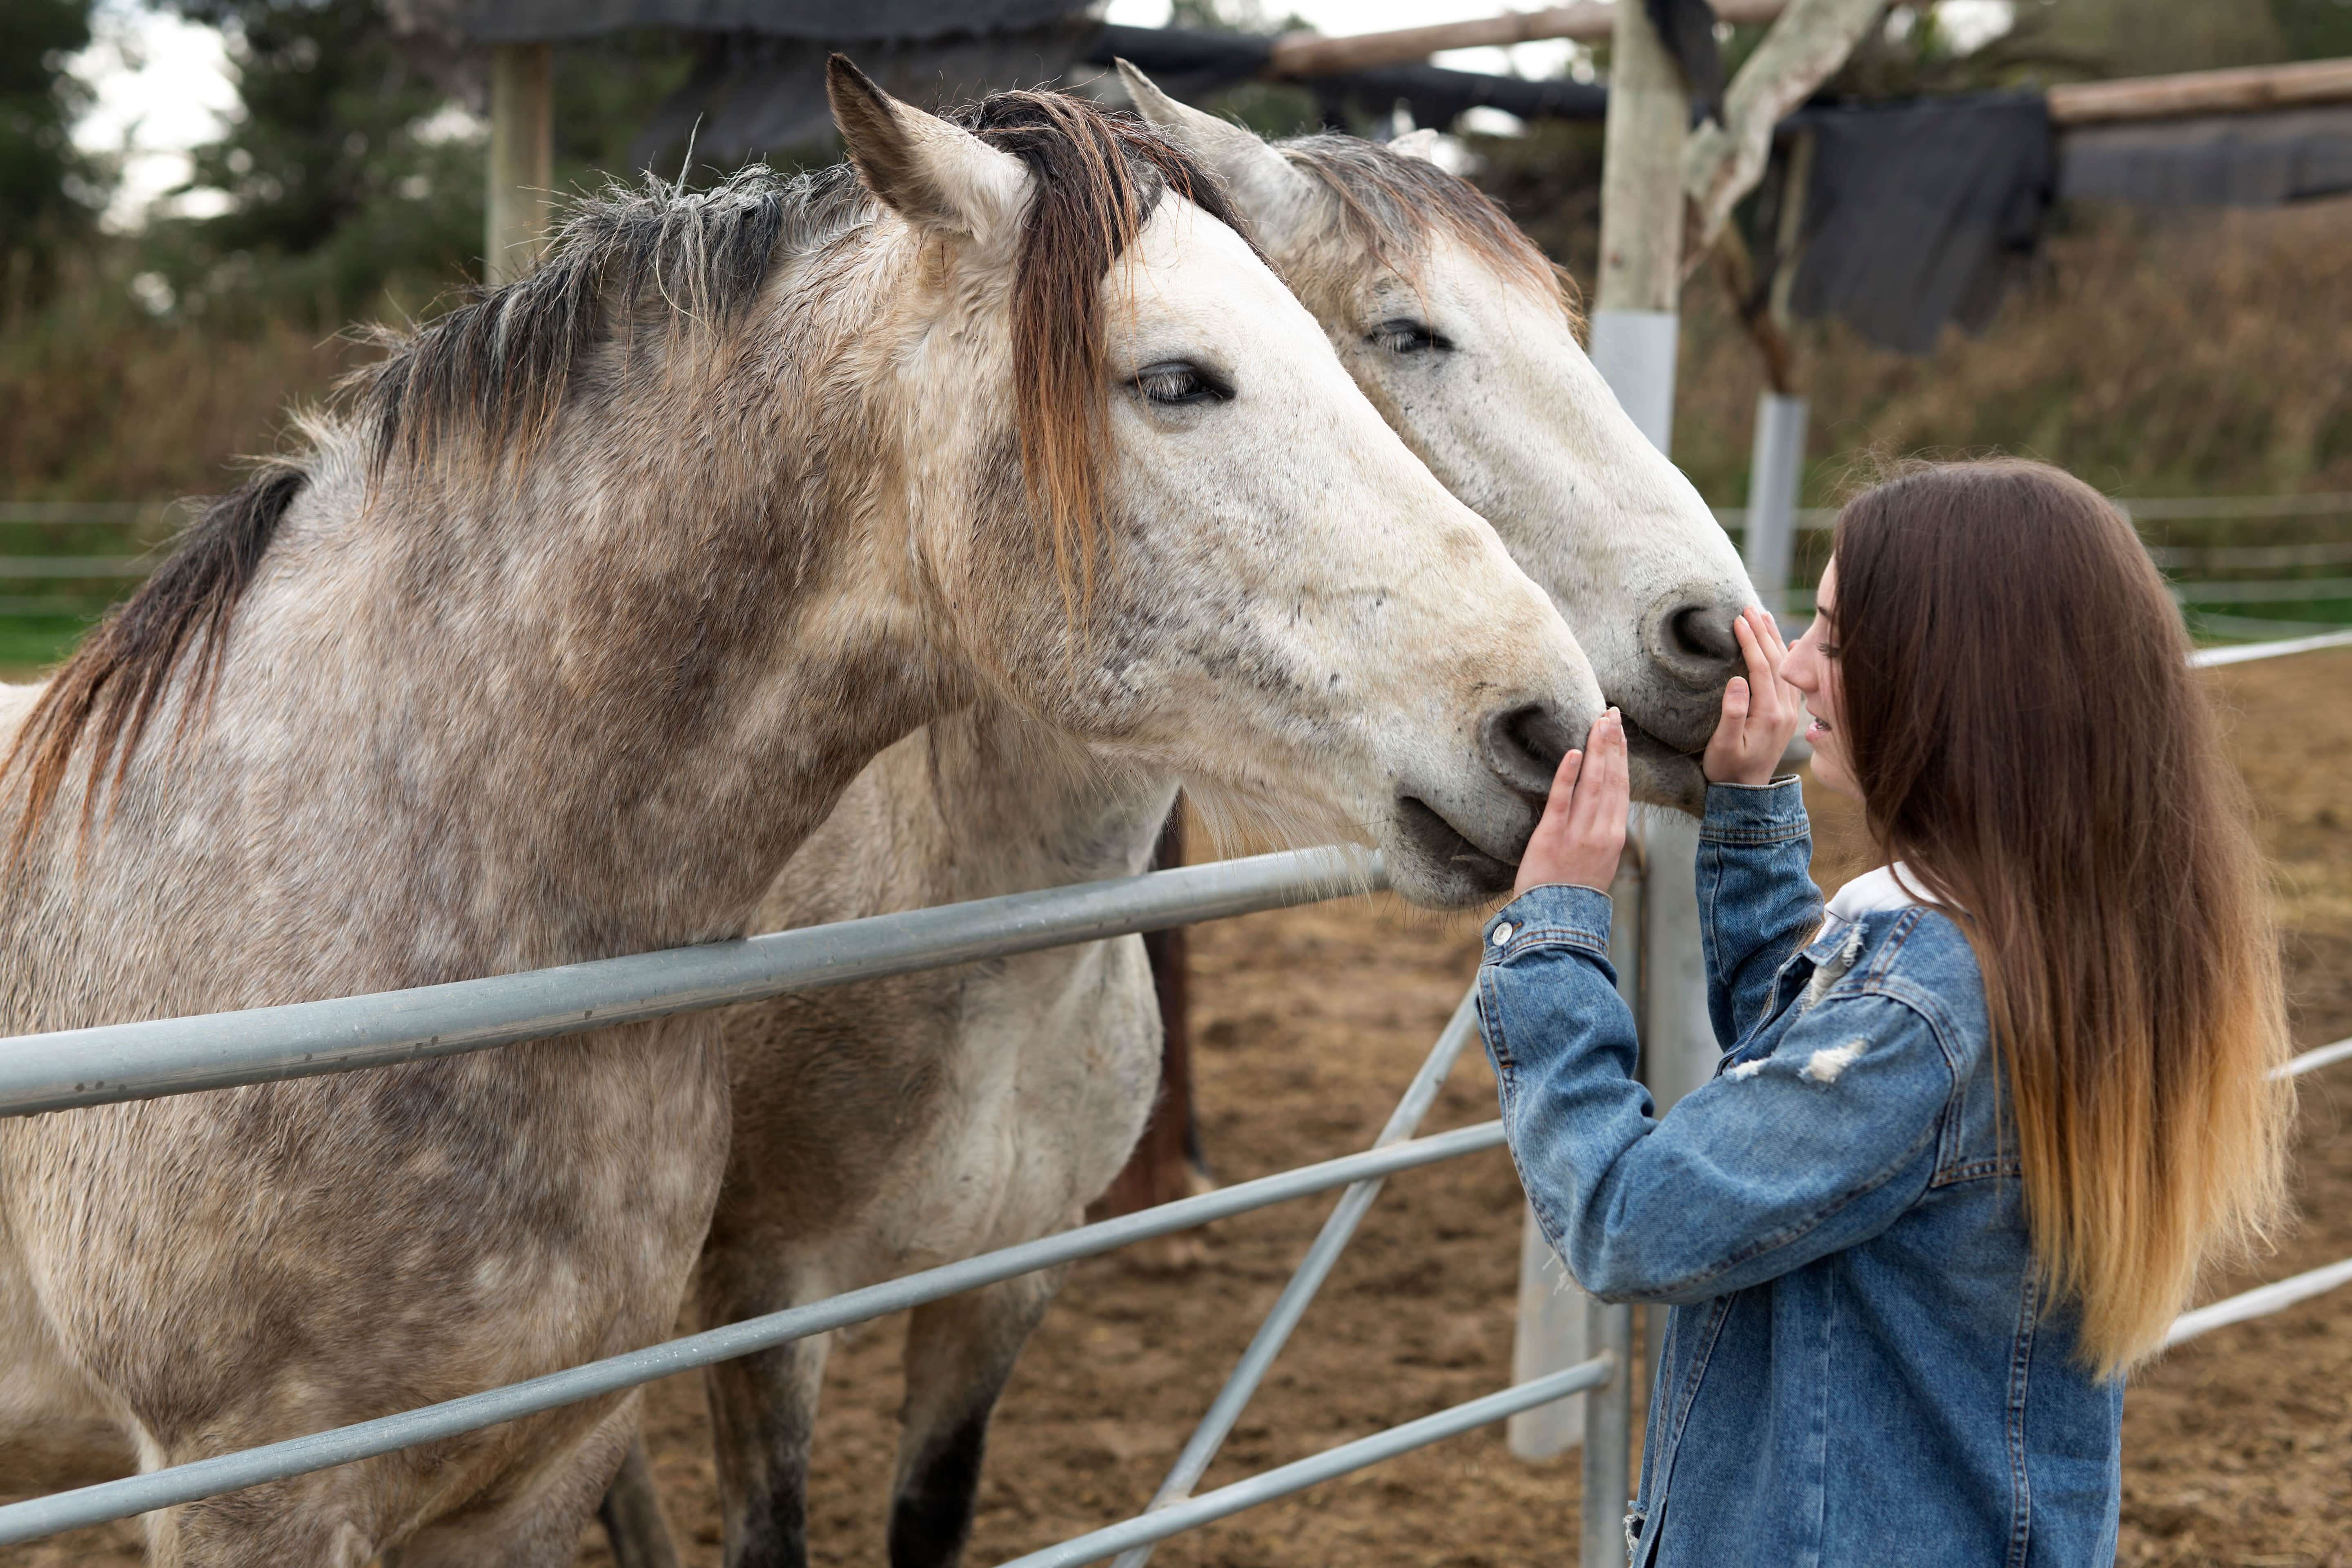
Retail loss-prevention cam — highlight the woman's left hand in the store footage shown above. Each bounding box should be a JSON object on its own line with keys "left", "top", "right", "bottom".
{"left": 1513, "top": 708, "right": 1630, "bottom": 897}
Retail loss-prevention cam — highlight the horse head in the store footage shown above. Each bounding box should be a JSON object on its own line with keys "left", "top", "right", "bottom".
{"left": 824, "top": 62, "right": 1602, "bottom": 904}
{"left": 1120, "top": 63, "right": 1757, "bottom": 814}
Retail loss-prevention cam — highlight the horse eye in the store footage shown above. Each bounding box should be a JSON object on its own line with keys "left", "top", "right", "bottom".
{"left": 1135, "top": 361, "right": 1233, "bottom": 407}
{"left": 1370, "top": 318, "right": 1451, "bottom": 355}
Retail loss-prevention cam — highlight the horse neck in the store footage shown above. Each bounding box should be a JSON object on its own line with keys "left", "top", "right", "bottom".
{"left": 53, "top": 373, "right": 965, "bottom": 994}
{"left": 928, "top": 704, "right": 1180, "bottom": 890}
{"left": 759, "top": 702, "right": 1174, "bottom": 935}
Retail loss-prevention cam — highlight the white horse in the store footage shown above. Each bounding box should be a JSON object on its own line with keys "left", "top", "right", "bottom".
{"left": 635, "top": 72, "right": 1754, "bottom": 1568}
{"left": 0, "top": 68, "right": 1599, "bottom": 1567}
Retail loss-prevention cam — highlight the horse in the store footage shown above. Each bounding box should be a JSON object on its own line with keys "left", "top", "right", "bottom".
{"left": 608, "top": 72, "right": 1755, "bottom": 1568}
{"left": 0, "top": 66, "right": 1600, "bottom": 1567}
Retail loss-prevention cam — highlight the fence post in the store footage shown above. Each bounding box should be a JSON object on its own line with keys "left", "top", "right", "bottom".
{"left": 486, "top": 44, "right": 554, "bottom": 286}
{"left": 1581, "top": 1294, "right": 1634, "bottom": 1568}
{"left": 1742, "top": 391, "right": 1809, "bottom": 617}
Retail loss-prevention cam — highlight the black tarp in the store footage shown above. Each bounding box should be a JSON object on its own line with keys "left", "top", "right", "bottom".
{"left": 412, "top": 0, "right": 1090, "bottom": 45}
{"left": 2060, "top": 107, "right": 2352, "bottom": 207}
{"left": 1780, "top": 93, "right": 2057, "bottom": 356}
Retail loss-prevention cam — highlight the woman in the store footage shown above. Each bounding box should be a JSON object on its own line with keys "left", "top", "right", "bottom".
{"left": 1480, "top": 459, "right": 2290, "bottom": 1566}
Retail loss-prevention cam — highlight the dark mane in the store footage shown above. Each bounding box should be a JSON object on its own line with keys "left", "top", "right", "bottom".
{"left": 1279, "top": 134, "right": 1574, "bottom": 315}
{"left": 358, "top": 160, "right": 870, "bottom": 475}
{"left": 3, "top": 462, "right": 305, "bottom": 858}
{"left": 2, "top": 88, "right": 1254, "bottom": 849}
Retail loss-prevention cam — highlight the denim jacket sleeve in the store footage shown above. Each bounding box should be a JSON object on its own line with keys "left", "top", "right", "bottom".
{"left": 1697, "top": 777, "right": 1823, "bottom": 1051}
{"left": 1477, "top": 885, "right": 1951, "bottom": 1305}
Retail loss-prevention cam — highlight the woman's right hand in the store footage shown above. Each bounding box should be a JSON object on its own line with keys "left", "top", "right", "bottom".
{"left": 1703, "top": 606, "right": 1806, "bottom": 787}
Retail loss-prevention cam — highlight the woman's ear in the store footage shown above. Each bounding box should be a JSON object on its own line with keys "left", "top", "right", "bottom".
{"left": 827, "top": 55, "right": 1031, "bottom": 253}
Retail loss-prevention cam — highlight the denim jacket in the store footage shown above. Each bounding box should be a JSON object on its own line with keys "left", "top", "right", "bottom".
{"left": 1477, "top": 779, "right": 2122, "bottom": 1568}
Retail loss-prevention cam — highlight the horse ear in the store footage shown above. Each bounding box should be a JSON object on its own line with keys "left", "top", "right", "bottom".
{"left": 1387, "top": 128, "right": 1445, "bottom": 164}
{"left": 1114, "top": 58, "right": 1316, "bottom": 249}
{"left": 827, "top": 55, "right": 1029, "bottom": 249}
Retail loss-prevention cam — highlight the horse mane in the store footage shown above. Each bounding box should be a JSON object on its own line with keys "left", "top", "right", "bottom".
{"left": 1278, "top": 134, "right": 1577, "bottom": 318}
{"left": 2, "top": 89, "right": 1248, "bottom": 851}
{"left": 970, "top": 91, "right": 1254, "bottom": 613}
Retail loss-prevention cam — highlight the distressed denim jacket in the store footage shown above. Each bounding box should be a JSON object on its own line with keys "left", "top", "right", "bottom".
{"left": 1477, "top": 779, "right": 2122, "bottom": 1568}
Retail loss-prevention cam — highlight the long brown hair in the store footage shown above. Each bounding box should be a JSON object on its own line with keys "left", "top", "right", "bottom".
{"left": 1831, "top": 458, "right": 2290, "bottom": 1373}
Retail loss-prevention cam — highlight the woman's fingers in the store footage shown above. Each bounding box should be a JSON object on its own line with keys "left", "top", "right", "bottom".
{"left": 1545, "top": 746, "right": 1584, "bottom": 818}
{"left": 1570, "top": 710, "right": 1630, "bottom": 838}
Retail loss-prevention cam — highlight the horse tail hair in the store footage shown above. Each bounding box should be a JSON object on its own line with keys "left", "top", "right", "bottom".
{"left": 3, "top": 462, "right": 306, "bottom": 864}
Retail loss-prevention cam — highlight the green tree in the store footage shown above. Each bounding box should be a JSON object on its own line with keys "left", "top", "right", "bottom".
{"left": 2270, "top": 0, "right": 2352, "bottom": 60}
{"left": 1, "top": 0, "right": 105, "bottom": 285}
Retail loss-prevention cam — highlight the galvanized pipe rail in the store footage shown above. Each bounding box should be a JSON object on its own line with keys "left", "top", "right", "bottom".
{"left": 1109, "top": 986, "right": 1488, "bottom": 1568}
{"left": 0, "top": 1120, "right": 1506, "bottom": 1546}
{"left": 0, "top": 846, "right": 1379, "bottom": 1117}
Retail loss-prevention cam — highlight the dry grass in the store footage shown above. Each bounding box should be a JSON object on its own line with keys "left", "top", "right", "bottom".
{"left": 1667, "top": 199, "right": 2352, "bottom": 508}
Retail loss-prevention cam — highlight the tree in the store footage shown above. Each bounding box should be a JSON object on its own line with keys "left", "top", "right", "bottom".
{"left": 1, "top": 0, "right": 105, "bottom": 285}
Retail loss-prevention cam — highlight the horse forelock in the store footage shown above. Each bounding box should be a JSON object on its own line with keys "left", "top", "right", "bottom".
{"left": 1278, "top": 136, "right": 1575, "bottom": 320}
{"left": 960, "top": 91, "right": 1257, "bottom": 619}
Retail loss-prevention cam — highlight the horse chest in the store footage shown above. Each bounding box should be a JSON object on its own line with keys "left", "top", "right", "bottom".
{"left": 866, "top": 936, "right": 1161, "bottom": 1267}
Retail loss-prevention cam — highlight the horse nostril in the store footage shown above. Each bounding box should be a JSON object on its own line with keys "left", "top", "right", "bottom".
{"left": 1480, "top": 702, "right": 1576, "bottom": 798}
{"left": 1667, "top": 602, "right": 1742, "bottom": 667}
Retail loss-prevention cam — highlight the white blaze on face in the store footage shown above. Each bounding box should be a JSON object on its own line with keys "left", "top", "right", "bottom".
{"left": 1081, "top": 197, "right": 1604, "bottom": 904}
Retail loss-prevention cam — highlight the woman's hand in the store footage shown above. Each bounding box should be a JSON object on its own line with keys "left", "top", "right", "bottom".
{"left": 1513, "top": 708, "right": 1630, "bottom": 896}
{"left": 1703, "top": 606, "right": 1806, "bottom": 787}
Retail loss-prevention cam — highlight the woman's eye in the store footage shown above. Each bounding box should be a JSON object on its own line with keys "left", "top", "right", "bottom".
{"left": 1370, "top": 318, "right": 1452, "bottom": 356}
{"left": 1136, "top": 361, "right": 1232, "bottom": 406}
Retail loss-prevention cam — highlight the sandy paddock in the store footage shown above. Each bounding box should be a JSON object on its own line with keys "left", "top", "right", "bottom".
{"left": 7, "top": 649, "right": 2349, "bottom": 1568}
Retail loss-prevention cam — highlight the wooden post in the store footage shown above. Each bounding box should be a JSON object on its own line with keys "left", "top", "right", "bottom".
{"left": 486, "top": 43, "right": 554, "bottom": 287}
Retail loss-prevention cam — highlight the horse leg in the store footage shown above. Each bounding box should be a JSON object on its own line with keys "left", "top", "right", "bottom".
{"left": 597, "top": 1433, "right": 681, "bottom": 1568}
{"left": 706, "top": 1329, "right": 830, "bottom": 1568}
{"left": 887, "top": 1266, "right": 1065, "bottom": 1568}
{"left": 376, "top": 1396, "right": 641, "bottom": 1568}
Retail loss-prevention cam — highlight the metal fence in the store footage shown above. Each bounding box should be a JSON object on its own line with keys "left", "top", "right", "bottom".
{"left": 0, "top": 630, "right": 2346, "bottom": 1561}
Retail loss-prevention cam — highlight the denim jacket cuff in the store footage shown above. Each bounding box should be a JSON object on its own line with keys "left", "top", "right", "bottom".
{"left": 1481, "top": 882, "right": 1613, "bottom": 963}
{"left": 1699, "top": 775, "right": 1809, "bottom": 845}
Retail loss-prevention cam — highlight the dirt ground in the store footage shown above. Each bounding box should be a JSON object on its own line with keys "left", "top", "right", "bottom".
{"left": 9, "top": 648, "right": 2350, "bottom": 1567}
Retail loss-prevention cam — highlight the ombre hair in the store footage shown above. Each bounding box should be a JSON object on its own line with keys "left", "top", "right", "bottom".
{"left": 1831, "top": 458, "right": 2291, "bottom": 1373}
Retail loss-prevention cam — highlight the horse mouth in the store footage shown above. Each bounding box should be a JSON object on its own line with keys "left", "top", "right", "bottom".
{"left": 1393, "top": 795, "right": 1516, "bottom": 894}
{"left": 1620, "top": 717, "right": 1708, "bottom": 815}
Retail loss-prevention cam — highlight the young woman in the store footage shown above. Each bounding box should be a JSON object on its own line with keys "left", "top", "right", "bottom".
{"left": 1479, "top": 459, "right": 2290, "bottom": 1566}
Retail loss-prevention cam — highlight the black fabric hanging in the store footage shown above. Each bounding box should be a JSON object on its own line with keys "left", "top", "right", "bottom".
{"left": 1782, "top": 92, "right": 2058, "bottom": 356}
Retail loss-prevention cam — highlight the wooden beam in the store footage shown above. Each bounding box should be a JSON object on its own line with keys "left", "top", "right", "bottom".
{"left": 485, "top": 43, "right": 554, "bottom": 287}
{"left": 2049, "top": 57, "right": 2352, "bottom": 125}
{"left": 1264, "top": 0, "right": 1789, "bottom": 80}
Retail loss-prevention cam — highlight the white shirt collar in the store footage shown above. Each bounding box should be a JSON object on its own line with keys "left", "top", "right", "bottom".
{"left": 1818, "top": 862, "right": 1941, "bottom": 944}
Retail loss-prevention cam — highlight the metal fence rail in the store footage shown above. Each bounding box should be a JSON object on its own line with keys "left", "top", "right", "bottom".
{"left": 0, "top": 845, "right": 1379, "bottom": 1117}
{"left": 0, "top": 627, "right": 2345, "bottom": 1558}
{"left": 0, "top": 1120, "right": 1511, "bottom": 1546}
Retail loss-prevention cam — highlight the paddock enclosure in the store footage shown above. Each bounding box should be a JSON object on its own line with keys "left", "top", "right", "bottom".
{"left": 0, "top": 636, "right": 2341, "bottom": 1568}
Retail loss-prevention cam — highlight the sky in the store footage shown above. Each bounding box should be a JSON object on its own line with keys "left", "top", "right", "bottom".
{"left": 69, "top": 0, "right": 2016, "bottom": 229}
